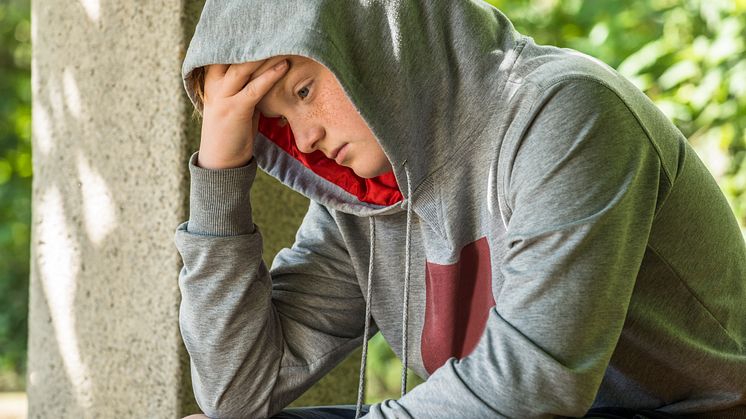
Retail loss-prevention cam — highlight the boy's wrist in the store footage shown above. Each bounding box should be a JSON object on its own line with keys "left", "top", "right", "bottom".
{"left": 196, "top": 147, "right": 254, "bottom": 170}
{"left": 187, "top": 151, "right": 257, "bottom": 236}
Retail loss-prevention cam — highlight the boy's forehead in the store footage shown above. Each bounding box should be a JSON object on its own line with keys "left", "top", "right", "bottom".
{"left": 256, "top": 57, "right": 314, "bottom": 116}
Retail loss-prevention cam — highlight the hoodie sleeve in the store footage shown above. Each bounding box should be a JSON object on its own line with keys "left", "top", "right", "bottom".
{"left": 174, "top": 152, "right": 370, "bottom": 418}
{"left": 364, "top": 79, "right": 665, "bottom": 418}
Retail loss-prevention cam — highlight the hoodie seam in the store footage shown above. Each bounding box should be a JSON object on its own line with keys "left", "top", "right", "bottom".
{"left": 645, "top": 243, "right": 743, "bottom": 350}
{"left": 278, "top": 336, "right": 364, "bottom": 369}
{"left": 436, "top": 183, "right": 450, "bottom": 243}
{"left": 499, "top": 76, "right": 672, "bottom": 220}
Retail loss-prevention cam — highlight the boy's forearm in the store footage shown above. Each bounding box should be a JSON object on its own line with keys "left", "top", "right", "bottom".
{"left": 176, "top": 220, "right": 283, "bottom": 418}
{"left": 175, "top": 151, "right": 282, "bottom": 416}
{"left": 175, "top": 157, "right": 368, "bottom": 417}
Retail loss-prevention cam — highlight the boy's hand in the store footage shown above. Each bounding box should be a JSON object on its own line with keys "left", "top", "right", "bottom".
{"left": 197, "top": 59, "right": 289, "bottom": 169}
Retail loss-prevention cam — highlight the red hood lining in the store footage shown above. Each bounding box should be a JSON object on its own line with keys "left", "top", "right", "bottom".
{"left": 258, "top": 114, "right": 403, "bottom": 207}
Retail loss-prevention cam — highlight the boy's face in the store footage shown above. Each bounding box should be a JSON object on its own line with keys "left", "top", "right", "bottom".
{"left": 255, "top": 55, "right": 393, "bottom": 179}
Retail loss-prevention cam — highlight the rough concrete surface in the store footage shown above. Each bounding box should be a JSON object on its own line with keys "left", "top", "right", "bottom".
{"left": 29, "top": 1, "right": 360, "bottom": 417}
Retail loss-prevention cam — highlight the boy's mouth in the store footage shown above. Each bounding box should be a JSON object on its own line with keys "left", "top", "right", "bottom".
{"left": 333, "top": 143, "right": 349, "bottom": 164}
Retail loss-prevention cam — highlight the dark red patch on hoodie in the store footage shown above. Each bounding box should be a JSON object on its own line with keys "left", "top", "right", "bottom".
{"left": 258, "top": 114, "right": 403, "bottom": 206}
{"left": 422, "top": 236, "right": 495, "bottom": 374}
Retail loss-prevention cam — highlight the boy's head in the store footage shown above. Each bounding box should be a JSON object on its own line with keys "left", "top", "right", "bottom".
{"left": 192, "top": 55, "right": 393, "bottom": 179}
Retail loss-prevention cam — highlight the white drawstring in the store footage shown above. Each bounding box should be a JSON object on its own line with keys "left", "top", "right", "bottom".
{"left": 354, "top": 164, "right": 413, "bottom": 418}
{"left": 400, "top": 164, "right": 413, "bottom": 397}
{"left": 354, "top": 216, "right": 376, "bottom": 419}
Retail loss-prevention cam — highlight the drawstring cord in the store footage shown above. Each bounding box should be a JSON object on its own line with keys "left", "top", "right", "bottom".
{"left": 355, "top": 217, "right": 376, "bottom": 419}
{"left": 401, "top": 163, "right": 413, "bottom": 397}
{"left": 353, "top": 163, "right": 413, "bottom": 418}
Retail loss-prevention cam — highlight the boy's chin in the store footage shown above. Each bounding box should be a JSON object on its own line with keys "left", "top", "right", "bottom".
{"left": 352, "top": 165, "right": 387, "bottom": 179}
{"left": 353, "top": 170, "right": 376, "bottom": 179}
{"left": 351, "top": 160, "right": 394, "bottom": 179}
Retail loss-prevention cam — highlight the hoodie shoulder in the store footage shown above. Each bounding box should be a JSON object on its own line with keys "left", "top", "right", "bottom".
{"left": 501, "top": 39, "right": 685, "bottom": 182}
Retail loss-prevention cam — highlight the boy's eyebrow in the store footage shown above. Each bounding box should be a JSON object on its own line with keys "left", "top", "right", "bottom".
{"left": 257, "top": 59, "right": 310, "bottom": 116}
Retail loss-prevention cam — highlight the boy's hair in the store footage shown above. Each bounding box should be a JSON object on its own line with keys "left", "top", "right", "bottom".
{"left": 190, "top": 66, "right": 206, "bottom": 119}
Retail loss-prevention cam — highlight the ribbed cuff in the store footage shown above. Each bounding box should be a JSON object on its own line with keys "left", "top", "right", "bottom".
{"left": 187, "top": 151, "right": 257, "bottom": 236}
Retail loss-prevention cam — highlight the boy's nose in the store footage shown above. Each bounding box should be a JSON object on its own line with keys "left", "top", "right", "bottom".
{"left": 293, "top": 123, "right": 325, "bottom": 154}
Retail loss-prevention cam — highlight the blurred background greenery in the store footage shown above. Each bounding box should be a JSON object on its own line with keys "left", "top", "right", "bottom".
{"left": 0, "top": 0, "right": 31, "bottom": 393}
{"left": 0, "top": 0, "right": 743, "bottom": 409}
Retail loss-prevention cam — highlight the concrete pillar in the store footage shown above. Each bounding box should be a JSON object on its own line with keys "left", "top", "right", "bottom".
{"left": 28, "top": 1, "right": 360, "bottom": 417}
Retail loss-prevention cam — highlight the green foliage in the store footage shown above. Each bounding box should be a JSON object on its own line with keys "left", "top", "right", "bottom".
{"left": 0, "top": 0, "right": 31, "bottom": 391}
{"left": 364, "top": 333, "right": 424, "bottom": 404}
{"left": 486, "top": 0, "right": 746, "bottom": 230}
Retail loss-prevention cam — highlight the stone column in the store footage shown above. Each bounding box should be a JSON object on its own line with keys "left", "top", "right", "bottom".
{"left": 28, "top": 1, "right": 360, "bottom": 417}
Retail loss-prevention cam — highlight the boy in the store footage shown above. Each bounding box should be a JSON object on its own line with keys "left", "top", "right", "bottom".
{"left": 175, "top": 1, "right": 746, "bottom": 418}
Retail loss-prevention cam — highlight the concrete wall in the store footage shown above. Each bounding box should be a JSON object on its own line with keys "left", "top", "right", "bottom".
{"left": 28, "top": 1, "right": 359, "bottom": 417}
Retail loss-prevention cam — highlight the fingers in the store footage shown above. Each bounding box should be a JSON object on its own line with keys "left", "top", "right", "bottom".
{"left": 223, "top": 60, "right": 266, "bottom": 93}
{"left": 200, "top": 58, "right": 288, "bottom": 118}
{"left": 204, "top": 63, "right": 228, "bottom": 82}
{"left": 203, "top": 60, "right": 266, "bottom": 100}
{"left": 246, "top": 56, "right": 286, "bottom": 82}
{"left": 240, "top": 59, "right": 289, "bottom": 105}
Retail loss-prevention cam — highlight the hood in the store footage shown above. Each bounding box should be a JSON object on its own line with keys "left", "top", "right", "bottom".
{"left": 182, "top": 0, "right": 519, "bottom": 217}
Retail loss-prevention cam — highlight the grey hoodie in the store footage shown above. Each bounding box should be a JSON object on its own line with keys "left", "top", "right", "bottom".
{"left": 175, "top": 1, "right": 746, "bottom": 418}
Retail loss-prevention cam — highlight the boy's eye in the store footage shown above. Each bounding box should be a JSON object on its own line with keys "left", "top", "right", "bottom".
{"left": 297, "top": 85, "right": 310, "bottom": 99}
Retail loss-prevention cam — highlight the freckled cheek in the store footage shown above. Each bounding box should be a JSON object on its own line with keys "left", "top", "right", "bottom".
{"left": 306, "top": 95, "right": 326, "bottom": 121}
{"left": 298, "top": 80, "right": 368, "bottom": 136}
{"left": 309, "top": 84, "right": 341, "bottom": 124}
{"left": 294, "top": 97, "right": 328, "bottom": 132}
{"left": 333, "top": 81, "right": 367, "bottom": 121}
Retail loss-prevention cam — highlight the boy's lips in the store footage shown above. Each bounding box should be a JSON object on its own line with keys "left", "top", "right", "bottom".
{"left": 330, "top": 143, "right": 348, "bottom": 161}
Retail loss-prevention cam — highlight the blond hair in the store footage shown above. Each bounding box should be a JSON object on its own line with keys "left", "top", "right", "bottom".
{"left": 190, "top": 66, "right": 206, "bottom": 119}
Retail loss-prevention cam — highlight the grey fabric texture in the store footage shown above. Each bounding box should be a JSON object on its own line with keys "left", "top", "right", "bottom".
{"left": 174, "top": 1, "right": 746, "bottom": 418}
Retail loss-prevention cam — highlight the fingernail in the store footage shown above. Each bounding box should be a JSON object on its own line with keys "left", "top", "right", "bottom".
{"left": 274, "top": 60, "right": 288, "bottom": 70}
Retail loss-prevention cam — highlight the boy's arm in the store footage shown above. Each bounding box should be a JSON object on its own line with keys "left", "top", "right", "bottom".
{"left": 174, "top": 152, "right": 369, "bottom": 418}
{"left": 365, "top": 79, "right": 664, "bottom": 418}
